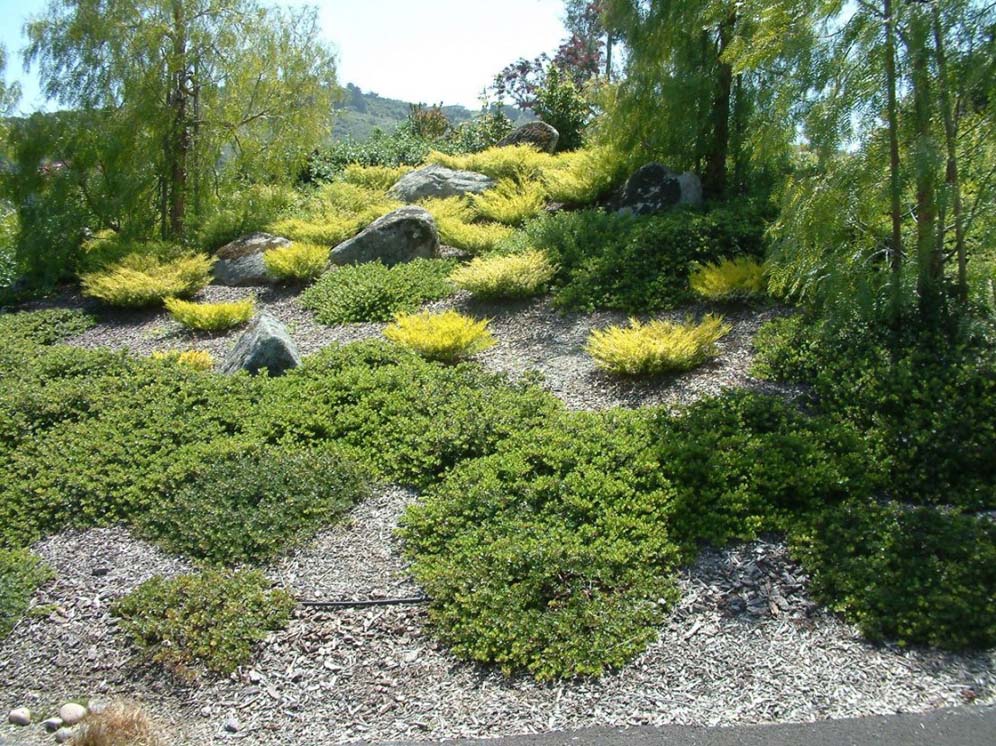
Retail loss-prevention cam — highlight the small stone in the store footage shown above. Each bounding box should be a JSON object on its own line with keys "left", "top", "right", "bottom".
{"left": 91, "top": 566, "right": 110, "bottom": 577}
{"left": 42, "top": 717, "right": 64, "bottom": 732}
{"left": 248, "top": 669, "right": 263, "bottom": 684}
{"left": 54, "top": 727, "right": 76, "bottom": 744}
{"left": 58, "top": 702, "right": 87, "bottom": 726}
{"left": 7, "top": 707, "right": 31, "bottom": 726}
{"left": 224, "top": 717, "right": 240, "bottom": 733}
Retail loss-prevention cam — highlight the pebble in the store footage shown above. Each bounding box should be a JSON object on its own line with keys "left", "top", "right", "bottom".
{"left": 59, "top": 702, "right": 87, "bottom": 725}
{"left": 42, "top": 716, "right": 64, "bottom": 732}
{"left": 224, "top": 717, "right": 240, "bottom": 733}
{"left": 54, "top": 727, "right": 76, "bottom": 744}
{"left": 7, "top": 708, "right": 31, "bottom": 726}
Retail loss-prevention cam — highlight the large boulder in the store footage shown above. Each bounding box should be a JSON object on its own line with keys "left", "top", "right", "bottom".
{"left": 221, "top": 313, "right": 300, "bottom": 376}
{"left": 212, "top": 232, "right": 290, "bottom": 286}
{"left": 497, "top": 122, "right": 560, "bottom": 154}
{"left": 617, "top": 164, "right": 703, "bottom": 215}
{"left": 388, "top": 164, "right": 494, "bottom": 203}
{"left": 329, "top": 207, "right": 439, "bottom": 267}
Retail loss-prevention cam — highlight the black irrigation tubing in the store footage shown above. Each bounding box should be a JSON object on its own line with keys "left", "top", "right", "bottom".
{"left": 297, "top": 596, "right": 430, "bottom": 610}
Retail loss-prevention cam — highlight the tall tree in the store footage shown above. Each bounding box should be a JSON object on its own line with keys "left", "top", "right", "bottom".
{"left": 24, "top": 0, "right": 338, "bottom": 240}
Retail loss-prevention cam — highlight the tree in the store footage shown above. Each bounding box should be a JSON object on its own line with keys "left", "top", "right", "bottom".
{"left": 0, "top": 44, "right": 21, "bottom": 116}
{"left": 24, "top": 0, "right": 338, "bottom": 241}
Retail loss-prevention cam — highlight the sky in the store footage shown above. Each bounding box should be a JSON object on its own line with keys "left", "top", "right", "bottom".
{"left": 0, "top": 0, "right": 568, "bottom": 114}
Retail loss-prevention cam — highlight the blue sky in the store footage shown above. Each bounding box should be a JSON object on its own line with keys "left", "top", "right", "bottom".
{"left": 0, "top": 0, "right": 568, "bottom": 113}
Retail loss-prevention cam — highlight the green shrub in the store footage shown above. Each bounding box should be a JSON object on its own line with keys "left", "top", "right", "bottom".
{"left": 470, "top": 179, "right": 548, "bottom": 226}
{"left": 587, "top": 314, "right": 731, "bottom": 375}
{"left": 300, "top": 259, "right": 456, "bottom": 324}
{"left": 0, "top": 548, "right": 53, "bottom": 637}
{"left": 542, "top": 147, "right": 626, "bottom": 205}
{"left": 112, "top": 569, "right": 294, "bottom": 675}
{"left": 513, "top": 205, "right": 768, "bottom": 312}
{"left": 449, "top": 250, "right": 556, "bottom": 298}
{"left": 267, "top": 181, "right": 401, "bottom": 247}
{"left": 81, "top": 254, "right": 213, "bottom": 307}
{"left": 791, "top": 501, "right": 996, "bottom": 649}
{"left": 400, "top": 411, "right": 680, "bottom": 680}
{"left": 690, "top": 257, "right": 768, "bottom": 300}
{"left": 0, "top": 308, "right": 95, "bottom": 344}
{"left": 384, "top": 310, "right": 496, "bottom": 362}
{"left": 192, "top": 184, "right": 300, "bottom": 251}
{"left": 164, "top": 297, "right": 255, "bottom": 331}
{"left": 79, "top": 231, "right": 189, "bottom": 275}
{"left": 262, "top": 242, "right": 329, "bottom": 282}
{"left": 532, "top": 65, "right": 591, "bottom": 152}
{"left": 136, "top": 444, "right": 367, "bottom": 565}
{"left": 306, "top": 129, "right": 436, "bottom": 182}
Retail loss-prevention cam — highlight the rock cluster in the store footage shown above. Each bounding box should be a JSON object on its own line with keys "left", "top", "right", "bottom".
{"left": 387, "top": 164, "right": 494, "bottom": 202}
{"left": 7, "top": 701, "right": 89, "bottom": 743}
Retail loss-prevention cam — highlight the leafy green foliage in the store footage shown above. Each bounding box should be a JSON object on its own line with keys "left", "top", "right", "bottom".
{"left": 532, "top": 65, "right": 591, "bottom": 151}
{"left": 164, "top": 297, "right": 255, "bottom": 331}
{"left": 0, "top": 548, "right": 53, "bottom": 637}
{"left": 0, "top": 308, "right": 95, "bottom": 344}
{"left": 449, "top": 250, "right": 556, "bottom": 298}
{"left": 792, "top": 501, "right": 996, "bottom": 650}
{"left": 400, "top": 412, "right": 680, "bottom": 680}
{"left": 81, "top": 254, "right": 213, "bottom": 307}
{"left": 112, "top": 569, "right": 294, "bottom": 676}
{"left": 192, "top": 184, "right": 300, "bottom": 251}
{"left": 80, "top": 230, "right": 193, "bottom": 275}
{"left": 513, "top": 206, "right": 768, "bottom": 312}
{"left": 136, "top": 443, "right": 367, "bottom": 565}
{"left": 300, "top": 259, "right": 456, "bottom": 323}
{"left": 587, "top": 314, "right": 731, "bottom": 375}
{"left": 384, "top": 310, "right": 496, "bottom": 362}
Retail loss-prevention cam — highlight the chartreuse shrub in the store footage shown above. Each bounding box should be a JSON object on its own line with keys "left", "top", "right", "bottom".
{"left": 587, "top": 314, "right": 730, "bottom": 375}
{"left": 384, "top": 310, "right": 495, "bottom": 362}
{"left": 341, "top": 163, "right": 413, "bottom": 191}
{"left": 513, "top": 205, "right": 768, "bottom": 312}
{"left": 690, "top": 257, "right": 768, "bottom": 300}
{"left": 267, "top": 181, "right": 401, "bottom": 246}
{"left": 419, "top": 197, "right": 514, "bottom": 254}
{"left": 150, "top": 349, "right": 215, "bottom": 370}
{"left": 81, "top": 254, "right": 213, "bottom": 307}
{"left": 791, "top": 501, "right": 996, "bottom": 650}
{"left": 470, "top": 180, "right": 547, "bottom": 226}
{"left": 135, "top": 443, "right": 367, "bottom": 565}
{"left": 263, "top": 242, "right": 329, "bottom": 282}
{"left": 449, "top": 250, "right": 556, "bottom": 298}
{"left": 112, "top": 569, "right": 294, "bottom": 676}
{"left": 300, "top": 259, "right": 456, "bottom": 323}
{"left": 428, "top": 144, "right": 557, "bottom": 182}
{"left": 0, "top": 548, "right": 54, "bottom": 637}
{"left": 0, "top": 308, "right": 95, "bottom": 344}
{"left": 164, "top": 296, "right": 255, "bottom": 331}
{"left": 193, "top": 184, "right": 300, "bottom": 251}
{"left": 400, "top": 411, "right": 680, "bottom": 680}
{"left": 542, "top": 146, "right": 627, "bottom": 205}
{"left": 79, "top": 231, "right": 192, "bottom": 275}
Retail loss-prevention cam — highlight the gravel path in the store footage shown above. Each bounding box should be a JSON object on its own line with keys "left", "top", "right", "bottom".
{"left": 2, "top": 488, "right": 992, "bottom": 745}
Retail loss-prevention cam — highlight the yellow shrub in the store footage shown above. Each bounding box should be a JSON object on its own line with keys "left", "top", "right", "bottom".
{"left": 267, "top": 181, "right": 401, "bottom": 246}
{"left": 450, "top": 250, "right": 557, "bottom": 298}
{"left": 384, "top": 310, "right": 496, "bottom": 362}
{"left": 266, "top": 216, "right": 358, "bottom": 246}
{"left": 151, "top": 349, "right": 215, "bottom": 371}
{"left": 263, "top": 242, "right": 329, "bottom": 282}
{"left": 427, "top": 145, "right": 557, "bottom": 182}
{"left": 586, "top": 314, "right": 731, "bottom": 375}
{"left": 690, "top": 257, "right": 768, "bottom": 300}
{"left": 341, "top": 164, "right": 412, "bottom": 191}
{"left": 543, "top": 147, "right": 627, "bottom": 205}
{"left": 81, "top": 254, "right": 213, "bottom": 308}
{"left": 470, "top": 180, "right": 548, "bottom": 226}
{"left": 164, "top": 296, "right": 255, "bottom": 331}
{"left": 420, "top": 197, "right": 515, "bottom": 253}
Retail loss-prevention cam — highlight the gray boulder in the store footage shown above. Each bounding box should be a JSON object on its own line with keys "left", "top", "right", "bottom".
{"left": 388, "top": 164, "right": 494, "bottom": 203}
{"left": 221, "top": 313, "right": 300, "bottom": 377}
{"left": 212, "top": 232, "right": 291, "bottom": 286}
{"left": 617, "top": 164, "right": 703, "bottom": 215}
{"left": 497, "top": 122, "right": 560, "bottom": 153}
{"left": 329, "top": 207, "right": 439, "bottom": 267}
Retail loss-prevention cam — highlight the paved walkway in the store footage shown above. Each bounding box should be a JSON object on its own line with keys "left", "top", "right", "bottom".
{"left": 403, "top": 707, "right": 996, "bottom": 746}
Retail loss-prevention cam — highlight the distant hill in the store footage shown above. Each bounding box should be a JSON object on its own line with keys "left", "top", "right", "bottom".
{"left": 332, "top": 83, "right": 533, "bottom": 141}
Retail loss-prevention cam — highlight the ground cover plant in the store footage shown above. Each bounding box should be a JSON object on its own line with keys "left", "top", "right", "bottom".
{"left": 164, "top": 297, "right": 255, "bottom": 332}
{"left": 266, "top": 181, "right": 401, "bottom": 246}
{"left": 81, "top": 254, "right": 213, "bottom": 307}
{"left": 0, "top": 307, "right": 95, "bottom": 343}
{"left": 449, "top": 250, "right": 556, "bottom": 298}
{"left": 300, "top": 259, "right": 457, "bottom": 323}
{"left": 587, "top": 315, "right": 730, "bottom": 375}
{"left": 263, "top": 242, "right": 329, "bottom": 282}
{"left": 0, "top": 548, "right": 54, "bottom": 637}
{"left": 419, "top": 197, "right": 514, "bottom": 254}
{"left": 150, "top": 349, "right": 215, "bottom": 370}
{"left": 112, "top": 569, "right": 295, "bottom": 676}
{"left": 470, "top": 179, "right": 547, "bottom": 226}
{"left": 384, "top": 310, "right": 496, "bottom": 362}
{"left": 690, "top": 257, "right": 767, "bottom": 300}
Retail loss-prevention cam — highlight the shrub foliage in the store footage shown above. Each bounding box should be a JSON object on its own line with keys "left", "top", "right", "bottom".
{"left": 164, "top": 297, "right": 255, "bottom": 331}
{"left": 690, "top": 257, "right": 767, "bottom": 300}
{"left": 449, "top": 250, "right": 556, "bottom": 298}
{"left": 81, "top": 254, "right": 213, "bottom": 307}
{"left": 263, "top": 242, "right": 329, "bottom": 282}
{"left": 384, "top": 310, "right": 496, "bottom": 362}
{"left": 587, "top": 314, "right": 730, "bottom": 375}
{"left": 0, "top": 548, "right": 53, "bottom": 637}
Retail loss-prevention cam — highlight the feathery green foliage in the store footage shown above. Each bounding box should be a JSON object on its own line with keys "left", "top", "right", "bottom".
{"left": 419, "top": 197, "right": 514, "bottom": 254}
{"left": 470, "top": 179, "right": 548, "bottom": 226}
{"left": 150, "top": 349, "right": 215, "bottom": 370}
{"left": 0, "top": 549, "right": 53, "bottom": 637}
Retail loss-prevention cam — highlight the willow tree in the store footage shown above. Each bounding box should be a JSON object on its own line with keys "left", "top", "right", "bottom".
{"left": 25, "top": 0, "right": 338, "bottom": 240}
{"left": 0, "top": 45, "right": 20, "bottom": 117}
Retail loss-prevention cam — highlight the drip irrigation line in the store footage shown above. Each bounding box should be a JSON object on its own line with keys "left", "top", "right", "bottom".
{"left": 298, "top": 595, "right": 430, "bottom": 610}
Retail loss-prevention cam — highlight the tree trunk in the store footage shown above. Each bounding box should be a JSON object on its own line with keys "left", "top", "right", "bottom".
{"left": 932, "top": 4, "right": 966, "bottom": 303}
{"left": 704, "top": 13, "right": 736, "bottom": 199}
{"left": 605, "top": 31, "right": 613, "bottom": 81}
{"left": 883, "top": 0, "right": 904, "bottom": 322}
{"left": 166, "top": 0, "right": 190, "bottom": 240}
